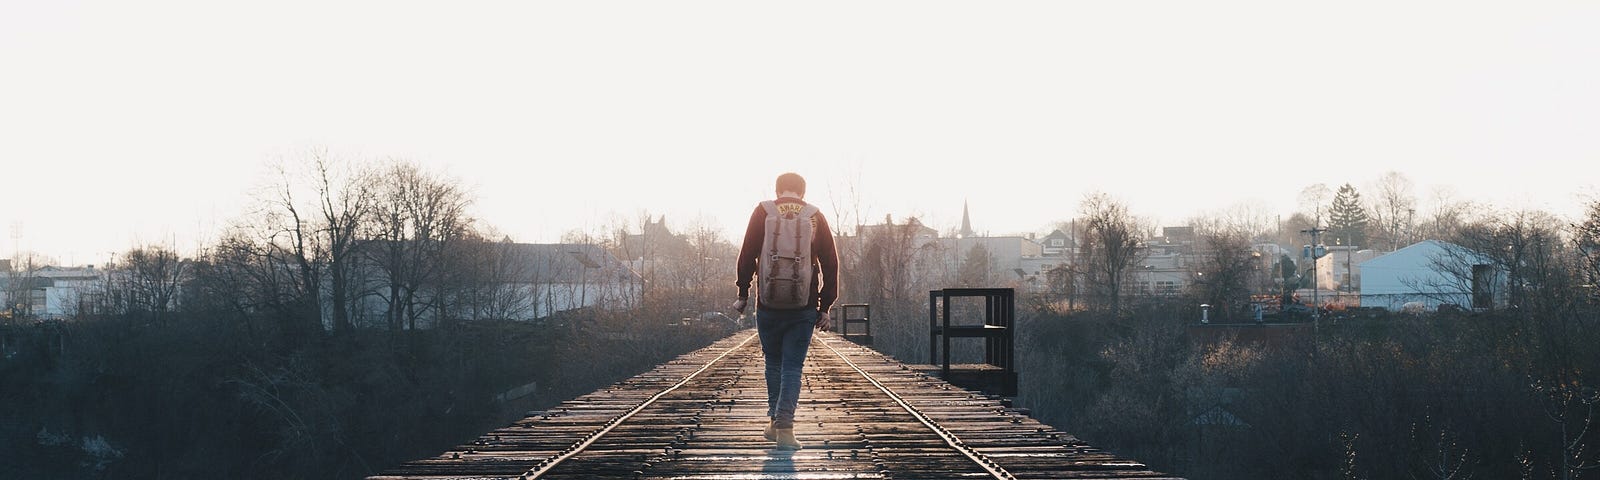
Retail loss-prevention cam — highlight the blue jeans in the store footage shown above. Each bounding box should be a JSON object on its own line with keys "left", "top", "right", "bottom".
{"left": 756, "top": 307, "right": 816, "bottom": 429}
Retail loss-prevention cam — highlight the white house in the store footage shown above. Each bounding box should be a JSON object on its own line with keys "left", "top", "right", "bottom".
{"left": 1322, "top": 245, "right": 1381, "bottom": 293}
{"left": 343, "top": 242, "right": 642, "bottom": 325}
{"left": 1358, "top": 240, "right": 1499, "bottom": 311}
{"left": 511, "top": 243, "right": 641, "bottom": 318}
{"left": 0, "top": 265, "right": 109, "bottom": 320}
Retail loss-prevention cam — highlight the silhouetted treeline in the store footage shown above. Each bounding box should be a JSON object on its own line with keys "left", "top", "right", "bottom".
{"left": 0, "top": 153, "right": 741, "bottom": 479}
{"left": 838, "top": 194, "right": 1600, "bottom": 479}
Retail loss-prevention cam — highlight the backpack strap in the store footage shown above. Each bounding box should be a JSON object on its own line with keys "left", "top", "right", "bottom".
{"left": 794, "top": 205, "right": 819, "bottom": 278}
{"left": 760, "top": 200, "right": 783, "bottom": 261}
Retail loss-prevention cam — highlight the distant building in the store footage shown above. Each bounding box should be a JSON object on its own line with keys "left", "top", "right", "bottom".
{"left": 1134, "top": 227, "right": 1200, "bottom": 296}
{"left": 854, "top": 215, "right": 939, "bottom": 249}
{"left": 1322, "top": 244, "right": 1381, "bottom": 293}
{"left": 1019, "top": 256, "right": 1061, "bottom": 278}
{"left": 1159, "top": 226, "right": 1196, "bottom": 246}
{"left": 1, "top": 265, "right": 106, "bottom": 320}
{"left": 1358, "top": 240, "right": 1500, "bottom": 311}
{"left": 941, "top": 235, "right": 1045, "bottom": 285}
{"left": 505, "top": 243, "right": 642, "bottom": 319}
{"left": 938, "top": 204, "right": 1043, "bottom": 287}
{"left": 944, "top": 236, "right": 1043, "bottom": 270}
{"left": 1132, "top": 253, "right": 1190, "bottom": 297}
{"left": 618, "top": 215, "right": 693, "bottom": 266}
{"left": 345, "top": 242, "right": 642, "bottom": 324}
{"left": 1040, "top": 229, "right": 1074, "bottom": 257}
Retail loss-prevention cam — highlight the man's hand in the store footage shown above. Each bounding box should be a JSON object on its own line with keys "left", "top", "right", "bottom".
{"left": 815, "top": 311, "right": 832, "bottom": 331}
{"left": 732, "top": 297, "right": 748, "bottom": 314}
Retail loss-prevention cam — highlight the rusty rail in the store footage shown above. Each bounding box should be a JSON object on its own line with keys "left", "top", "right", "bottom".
{"left": 522, "top": 332, "right": 758, "bottom": 478}
{"left": 816, "top": 332, "right": 1013, "bottom": 479}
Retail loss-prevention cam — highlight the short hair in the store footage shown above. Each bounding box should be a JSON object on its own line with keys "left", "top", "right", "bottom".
{"left": 775, "top": 172, "right": 806, "bottom": 197}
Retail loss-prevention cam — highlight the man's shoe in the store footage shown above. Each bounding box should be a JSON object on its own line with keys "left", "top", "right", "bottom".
{"left": 774, "top": 428, "right": 802, "bottom": 450}
{"left": 763, "top": 420, "right": 776, "bottom": 442}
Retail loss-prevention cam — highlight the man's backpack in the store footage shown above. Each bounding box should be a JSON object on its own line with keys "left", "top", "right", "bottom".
{"left": 757, "top": 200, "right": 820, "bottom": 310}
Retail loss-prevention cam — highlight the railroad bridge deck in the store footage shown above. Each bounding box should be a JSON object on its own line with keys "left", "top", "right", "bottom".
{"left": 371, "top": 330, "right": 1180, "bottom": 480}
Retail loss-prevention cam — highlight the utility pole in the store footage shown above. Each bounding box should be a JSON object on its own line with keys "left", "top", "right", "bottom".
{"left": 1300, "top": 227, "right": 1326, "bottom": 327}
{"left": 1344, "top": 235, "right": 1353, "bottom": 294}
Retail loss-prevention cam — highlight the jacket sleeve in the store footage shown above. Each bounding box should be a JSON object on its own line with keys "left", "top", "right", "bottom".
{"left": 735, "top": 204, "right": 765, "bottom": 298}
{"left": 813, "top": 212, "right": 840, "bottom": 313}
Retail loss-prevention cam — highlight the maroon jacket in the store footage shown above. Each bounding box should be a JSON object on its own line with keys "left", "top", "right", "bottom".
{"left": 736, "top": 197, "right": 840, "bottom": 312}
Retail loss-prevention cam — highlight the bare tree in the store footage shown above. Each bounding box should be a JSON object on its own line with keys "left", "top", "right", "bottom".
{"left": 2, "top": 252, "right": 49, "bottom": 320}
{"left": 1574, "top": 199, "right": 1600, "bottom": 305}
{"left": 250, "top": 159, "right": 328, "bottom": 340}
{"left": 616, "top": 214, "right": 736, "bottom": 317}
{"left": 365, "top": 160, "right": 473, "bottom": 330}
{"left": 189, "top": 235, "right": 273, "bottom": 340}
{"left": 106, "top": 244, "right": 188, "bottom": 327}
{"left": 1413, "top": 241, "right": 1487, "bottom": 309}
{"left": 209, "top": 221, "right": 318, "bottom": 340}
{"left": 1188, "top": 217, "right": 1262, "bottom": 322}
{"left": 451, "top": 232, "right": 535, "bottom": 321}
{"left": 846, "top": 214, "right": 944, "bottom": 355}
{"left": 1221, "top": 200, "right": 1277, "bottom": 241}
{"left": 1532, "top": 376, "right": 1600, "bottom": 480}
{"left": 1299, "top": 183, "right": 1333, "bottom": 228}
{"left": 679, "top": 217, "right": 737, "bottom": 313}
{"left": 858, "top": 215, "right": 925, "bottom": 307}
{"left": 1271, "top": 212, "right": 1319, "bottom": 252}
{"left": 1192, "top": 201, "right": 1276, "bottom": 246}
{"left": 828, "top": 168, "right": 870, "bottom": 307}
{"left": 1447, "top": 209, "right": 1566, "bottom": 314}
{"left": 1370, "top": 171, "right": 1418, "bottom": 251}
{"left": 1078, "top": 192, "right": 1146, "bottom": 315}
{"left": 603, "top": 210, "right": 676, "bottom": 307}
{"left": 571, "top": 223, "right": 645, "bottom": 314}
{"left": 1042, "top": 219, "right": 1084, "bottom": 312}
{"left": 1418, "top": 186, "right": 1477, "bottom": 242}
{"left": 310, "top": 152, "right": 377, "bottom": 334}
{"left": 237, "top": 149, "right": 383, "bottom": 337}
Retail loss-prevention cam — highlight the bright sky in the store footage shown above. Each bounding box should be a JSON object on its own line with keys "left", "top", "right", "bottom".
{"left": 3, "top": 1, "right": 1598, "bottom": 264}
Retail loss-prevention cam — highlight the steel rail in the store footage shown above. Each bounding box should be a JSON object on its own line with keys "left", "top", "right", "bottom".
{"left": 818, "top": 333, "right": 1015, "bottom": 480}
{"left": 522, "top": 332, "right": 758, "bottom": 479}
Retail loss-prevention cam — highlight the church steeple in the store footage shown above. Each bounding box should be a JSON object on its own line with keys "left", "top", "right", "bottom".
{"left": 959, "top": 200, "right": 974, "bottom": 238}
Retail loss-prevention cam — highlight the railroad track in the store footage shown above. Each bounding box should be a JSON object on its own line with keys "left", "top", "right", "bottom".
{"left": 371, "top": 330, "right": 1181, "bottom": 480}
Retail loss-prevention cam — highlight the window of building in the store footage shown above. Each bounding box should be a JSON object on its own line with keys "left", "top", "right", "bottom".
{"left": 1050, "top": 239, "right": 1064, "bottom": 247}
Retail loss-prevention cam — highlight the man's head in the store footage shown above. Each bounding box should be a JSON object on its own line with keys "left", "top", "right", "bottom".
{"left": 775, "top": 172, "right": 806, "bottom": 198}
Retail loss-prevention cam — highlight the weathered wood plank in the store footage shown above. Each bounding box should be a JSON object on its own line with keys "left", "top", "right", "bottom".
{"left": 371, "top": 330, "right": 1181, "bottom": 480}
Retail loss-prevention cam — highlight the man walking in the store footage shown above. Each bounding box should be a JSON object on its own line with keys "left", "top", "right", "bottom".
{"left": 732, "top": 172, "right": 839, "bottom": 450}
